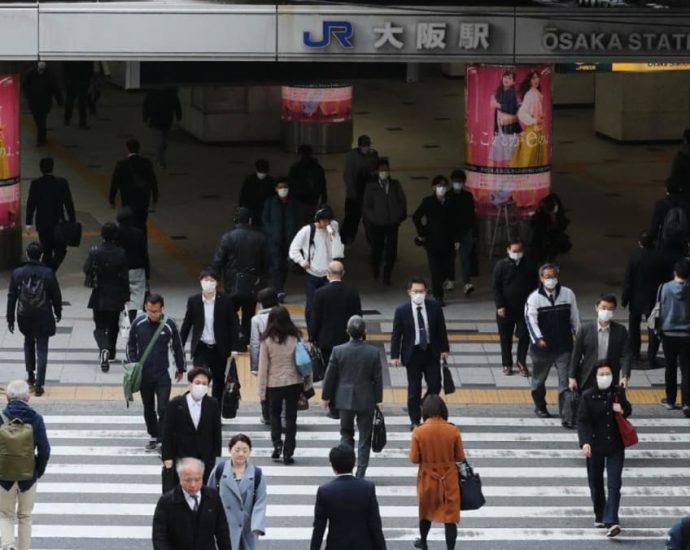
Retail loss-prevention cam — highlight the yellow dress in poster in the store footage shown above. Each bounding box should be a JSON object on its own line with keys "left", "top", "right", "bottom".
{"left": 512, "top": 87, "right": 547, "bottom": 168}
{"left": 0, "top": 124, "right": 10, "bottom": 180}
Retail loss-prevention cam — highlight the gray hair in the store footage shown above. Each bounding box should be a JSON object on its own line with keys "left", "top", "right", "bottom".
{"left": 327, "top": 261, "right": 344, "bottom": 278}
{"left": 539, "top": 263, "right": 560, "bottom": 277}
{"left": 6, "top": 380, "right": 29, "bottom": 402}
{"left": 346, "top": 315, "right": 366, "bottom": 340}
{"left": 175, "top": 457, "right": 205, "bottom": 477}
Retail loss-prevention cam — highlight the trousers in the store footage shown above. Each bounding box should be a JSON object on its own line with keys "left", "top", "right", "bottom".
{"left": 368, "top": 223, "right": 399, "bottom": 281}
{"left": 628, "top": 310, "right": 659, "bottom": 364}
{"left": 405, "top": 347, "right": 441, "bottom": 425}
{"left": 339, "top": 408, "right": 375, "bottom": 478}
{"left": 662, "top": 335, "right": 690, "bottom": 407}
{"left": 497, "top": 315, "right": 529, "bottom": 367}
{"left": 140, "top": 380, "right": 171, "bottom": 441}
{"left": 24, "top": 336, "right": 49, "bottom": 389}
{"left": 0, "top": 482, "right": 37, "bottom": 550}
{"left": 425, "top": 246, "right": 452, "bottom": 300}
{"left": 586, "top": 449, "right": 624, "bottom": 526}
{"left": 37, "top": 227, "right": 67, "bottom": 271}
{"left": 267, "top": 383, "right": 302, "bottom": 458}
{"left": 529, "top": 351, "right": 570, "bottom": 415}
{"left": 193, "top": 342, "right": 227, "bottom": 401}
{"left": 448, "top": 229, "right": 474, "bottom": 284}
{"left": 93, "top": 309, "right": 120, "bottom": 355}
{"left": 304, "top": 273, "right": 328, "bottom": 338}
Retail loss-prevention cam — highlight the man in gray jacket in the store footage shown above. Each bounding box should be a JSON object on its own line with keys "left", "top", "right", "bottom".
{"left": 322, "top": 316, "right": 383, "bottom": 478}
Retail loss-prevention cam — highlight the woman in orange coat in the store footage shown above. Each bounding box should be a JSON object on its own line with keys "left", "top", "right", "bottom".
{"left": 409, "top": 394, "right": 465, "bottom": 550}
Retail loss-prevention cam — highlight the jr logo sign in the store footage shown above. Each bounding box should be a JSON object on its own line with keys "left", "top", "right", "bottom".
{"left": 303, "top": 21, "right": 354, "bottom": 49}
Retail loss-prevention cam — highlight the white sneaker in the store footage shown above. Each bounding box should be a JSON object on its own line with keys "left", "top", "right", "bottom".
{"left": 443, "top": 280, "right": 455, "bottom": 291}
{"left": 464, "top": 283, "right": 475, "bottom": 296}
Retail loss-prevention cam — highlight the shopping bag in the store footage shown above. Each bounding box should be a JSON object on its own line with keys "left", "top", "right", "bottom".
{"left": 371, "top": 406, "right": 387, "bottom": 453}
{"left": 118, "top": 309, "right": 131, "bottom": 339}
{"left": 458, "top": 460, "right": 486, "bottom": 511}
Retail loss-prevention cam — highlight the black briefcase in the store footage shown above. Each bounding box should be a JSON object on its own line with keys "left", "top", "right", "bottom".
{"left": 371, "top": 406, "right": 387, "bottom": 453}
{"left": 221, "top": 359, "right": 241, "bottom": 419}
{"left": 442, "top": 360, "right": 456, "bottom": 395}
{"left": 54, "top": 221, "right": 82, "bottom": 247}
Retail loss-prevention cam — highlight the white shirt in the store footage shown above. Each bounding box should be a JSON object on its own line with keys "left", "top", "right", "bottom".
{"left": 288, "top": 221, "right": 340, "bottom": 278}
{"left": 201, "top": 294, "right": 216, "bottom": 345}
{"left": 186, "top": 392, "right": 202, "bottom": 429}
{"left": 597, "top": 323, "right": 610, "bottom": 361}
{"left": 182, "top": 488, "right": 201, "bottom": 511}
{"left": 411, "top": 300, "right": 430, "bottom": 346}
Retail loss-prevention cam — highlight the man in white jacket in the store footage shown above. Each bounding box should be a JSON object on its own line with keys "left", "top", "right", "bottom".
{"left": 289, "top": 205, "right": 342, "bottom": 337}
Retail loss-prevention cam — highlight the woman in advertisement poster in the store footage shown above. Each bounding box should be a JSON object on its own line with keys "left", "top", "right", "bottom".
{"left": 0, "top": 119, "right": 11, "bottom": 180}
{"left": 489, "top": 70, "right": 521, "bottom": 165}
{"left": 512, "top": 70, "right": 548, "bottom": 168}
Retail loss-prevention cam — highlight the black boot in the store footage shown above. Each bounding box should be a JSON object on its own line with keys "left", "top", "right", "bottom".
{"left": 271, "top": 441, "right": 283, "bottom": 461}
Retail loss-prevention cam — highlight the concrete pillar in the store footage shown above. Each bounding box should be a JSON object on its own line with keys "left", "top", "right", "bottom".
{"left": 553, "top": 71, "right": 595, "bottom": 106}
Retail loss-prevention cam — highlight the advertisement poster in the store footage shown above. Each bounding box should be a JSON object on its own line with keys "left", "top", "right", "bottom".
{"left": 281, "top": 85, "right": 352, "bottom": 124}
{"left": 0, "top": 75, "right": 20, "bottom": 232}
{"left": 465, "top": 65, "right": 552, "bottom": 217}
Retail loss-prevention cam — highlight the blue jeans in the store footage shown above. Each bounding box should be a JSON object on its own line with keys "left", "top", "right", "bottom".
{"left": 24, "top": 336, "right": 49, "bottom": 388}
{"left": 586, "top": 449, "right": 625, "bottom": 525}
{"left": 304, "top": 273, "right": 327, "bottom": 337}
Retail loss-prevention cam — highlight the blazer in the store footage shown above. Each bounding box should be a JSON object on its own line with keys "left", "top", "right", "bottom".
{"left": 311, "top": 281, "right": 362, "bottom": 351}
{"left": 25, "top": 175, "right": 76, "bottom": 231}
{"left": 161, "top": 393, "right": 222, "bottom": 467}
{"left": 180, "top": 292, "right": 239, "bottom": 360}
{"left": 109, "top": 154, "right": 159, "bottom": 213}
{"left": 322, "top": 340, "right": 383, "bottom": 412}
{"left": 310, "top": 475, "right": 386, "bottom": 550}
{"left": 152, "top": 485, "right": 231, "bottom": 550}
{"left": 577, "top": 385, "right": 632, "bottom": 456}
{"left": 390, "top": 299, "right": 450, "bottom": 365}
{"left": 257, "top": 336, "right": 302, "bottom": 400}
{"left": 568, "top": 321, "right": 631, "bottom": 390}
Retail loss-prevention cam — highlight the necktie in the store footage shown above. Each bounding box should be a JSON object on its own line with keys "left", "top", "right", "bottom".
{"left": 417, "top": 306, "right": 428, "bottom": 351}
{"left": 192, "top": 495, "right": 199, "bottom": 512}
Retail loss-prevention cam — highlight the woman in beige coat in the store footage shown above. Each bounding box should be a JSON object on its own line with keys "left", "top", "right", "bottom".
{"left": 258, "top": 306, "right": 303, "bottom": 465}
{"left": 409, "top": 394, "right": 465, "bottom": 550}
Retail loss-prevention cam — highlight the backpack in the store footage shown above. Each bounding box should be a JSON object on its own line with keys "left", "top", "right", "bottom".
{"left": 17, "top": 276, "right": 47, "bottom": 318}
{"left": 0, "top": 413, "right": 35, "bottom": 481}
{"left": 214, "top": 461, "right": 262, "bottom": 496}
{"left": 661, "top": 206, "right": 689, "bottom": 245}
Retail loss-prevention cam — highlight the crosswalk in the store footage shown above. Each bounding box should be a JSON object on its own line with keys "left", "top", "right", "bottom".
{"left": 24, "top": 406, "right": 690, "bottom": 549}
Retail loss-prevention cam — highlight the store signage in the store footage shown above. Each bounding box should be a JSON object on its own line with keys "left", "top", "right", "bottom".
{"left": 543, "top": 27, "right": 690, "bottom": 52}
{"left": 303, "top": 21, "right": 354, "bottom": 49}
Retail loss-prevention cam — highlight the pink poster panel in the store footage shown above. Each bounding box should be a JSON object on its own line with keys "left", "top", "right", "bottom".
{"left": 0, "top": 74, "right": 20, "bottom": 231}
{"left": 465, "top": 65, "right": 552, "bottom": 217}
{"left": 281, "top": 86, "right": 352, "bottom": 124}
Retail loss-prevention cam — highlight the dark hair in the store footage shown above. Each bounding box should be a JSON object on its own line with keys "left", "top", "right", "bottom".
{"left": 116, "top": 206, "right": 134, "bottom": 224}
{"left": 198, "top": 267, "right": 219, "bottom": 281}
{"left": 146, "top": 293, "right": 165, "bottom": 307}
{"left": 228, "top": 433, "right": 252, "bottom": 450}
{"left": 315, "top": 205, "right": 334, "bottom": 221}
{"left": 407, "top": 277, "right": 428, "bottom": 290}
{"left": 126, "top": 138, "right": 140, "bottom": 154}
{"left": 257, "top": 287, "right": 279, "bottom": 309}
{"left": 683, "top": 128, "right": 690, "bottom": 144}
{"left": 329, "top": 445, "right": 355, "bottom": 474}
{"left": 297, "top": 143, "right": 313, "bottom": 158}
{"left": 675, "top": 258, "right": 690, "bottom": 279}
{"left": 519, "top": 70, "right": 542, "bottom": 99}
{"left": 638, "top": 230, "right": 653, "bottom": 247}
{"left": 596, "top": 293, "right": 617, "bottom": 308}
{"left": 26, "top": 241, "right": 42, "bottom": 260}
{"left": 235, "top": 207, "right": 252, "bottom": 224}
{"left": 187, "top": 366, "right": 211, "bottom": 383}
{"left": 357, "top": 135, "right": 371, "bottom": 147}
{"left": 376, "top": 157, "right": 390, "bottom": 169}
{"left": 667, "top": 176, "right": 684, "bottom": 195}
{"left": 507, "top": 237, "right": 523, "bottom": 248}
{"left": 421, "top": 394, "right": 449, "bottom": 421}
{"left": 450, "top": 169, "right": 466, "bottom": 183}
{"left": 494, "top": 70, "right": 516, "bottom": 101}
{"left": 261, "top": 306, "right": 301, "bottom": 344}
{"left": 255, "top": 159, "right": 269, "bottom": 173}
{"left": 275, "top": 176, "right": 289, "bottom": 187}
{"left": 39, "top": 157, "right": 54, "bottom": 174}
{"left": 101, "top": 222, "right": 119, "bottom": 243}
{"left": 432, "top": 175, "right": 448, "bottom": 187}
{"left": 594, "top": 359, "right": 611, "bottom": 373}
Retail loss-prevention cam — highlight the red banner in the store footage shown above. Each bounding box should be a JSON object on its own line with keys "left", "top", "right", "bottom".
{"left": 281, "top": 85, "right": 352, "bottom": 124}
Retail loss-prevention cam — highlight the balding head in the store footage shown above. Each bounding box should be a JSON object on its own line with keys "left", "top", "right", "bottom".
{"left": 327, "top": 261, "right": 344, "bottom": 281}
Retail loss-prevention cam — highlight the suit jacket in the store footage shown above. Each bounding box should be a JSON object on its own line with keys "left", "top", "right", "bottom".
{"left": 161, "top": 393, "right": 222, "bottom": 467}
{"left": 152, "top": 485, "right": 230, "bottom": 550}
{"left": 390, "top": 299, "right": 449, "bottom": 365}
{"left": 180, "top": 292, "right": 239, "bottom": 360}
{"left": 568, "top": 321, "right": 631, "bottom": 390}
{"left": 621, "top": 245, "right": 671, "bottom": 314}
{"left": 109, "top": 154, "right": 159, "bottom": 213}
{"left": 311, "top": 281, "right": 362, "bottom": 351}
{"left": 25, "top": 175, "right": 76, "bottom": 231}
{"left": 310, "top": 475, "right": 386, "bottom": 550}
{"left": 322, "top": 340, "right": 383, "bottom": 412}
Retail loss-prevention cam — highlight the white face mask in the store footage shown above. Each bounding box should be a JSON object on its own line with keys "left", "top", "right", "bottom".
{"left": 378, "top": 171, "right": 389, "bottom": 180}
{"left": 553, "top": 204, "right": 559, "bottom": 214}
{"left": 200, "top": 280, "right": 217, "bottom": 293}
{"left": 543, "top": 278, "right": 558, "bottom": 290}
{"left": 508, "top": 251, "right": 523, "bottom": 261}
{"left": 360, "top": 146, "right": 371, "bottom": 155}
{"left": 277, "top": 188, "right": 289, "bottom": 198}
{"left": 191, "top": 383, "right": 208, "bottom": 400}
{"left": 598, "top": 309, "right": 614, "bottom": 323}
{"left": 411, "top": 293, "right": 426, "bottom": 305}
{"left": 435, "top": 186, "right": 448, "bottom": 198}
{"left": 257, "top": 172, "right": 268, "bottom": 180}
{"left": 452, "top": 182, "right": 464, "bottom": 192}
{"left": 596, "top": 375, "right": 613, "bottom": 391}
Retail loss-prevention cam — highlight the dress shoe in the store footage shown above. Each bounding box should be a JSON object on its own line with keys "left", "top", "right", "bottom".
{"left": 271, "top": 442, "right": 283, "bottom": 460}
{"left": 100, "top": 349, "right": 110, "bottom": 372}
{"left": 502, "top": 365, "right": 513, "bottom": 376}
{"left": 534, "top": 407, "right": 551, "bottom": 418}
{"left": 326, "top": 412, "right": 340, "bottom": 420}
{"left": 661, "top": 398, "right": 677, "bottom": 410}
{"left": 463, "top": 283, "right": 475, "bottom": 296}
{"left": 283, "top": 456, "right": 295, "bottom": 465}
{"left": 34, "top": 386, "right": 44, "bottom": 397}
{"left": 516, "top": 361, "right": 530, "bottom": 377}
{"left": 413, "top": 538, "right": 428, "bottom": 549}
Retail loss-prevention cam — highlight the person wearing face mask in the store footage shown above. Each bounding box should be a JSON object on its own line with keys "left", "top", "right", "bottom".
{"left": 161, "top": 367, "right": 222, "bottom": 492}
{"left": 390, "top": 278, "right": 450, "bottom": 429}
{"left": 180, "top": 269, "right": 241, "bottom": 402}
{"left": 492, "top": 238, "right": 538, "bottom": 376}
{"left": 412, "top": 176, "right": 459, "bottom": 307}
{"left": 568, "top": 295, "right": 631, "bottom": 408}
{"left": 445, "top": 169, "right": 477, "bottom": 296}
{"left": 362, "top": 158, "right": 407, "bottom": 285}
{"left": 288, "top": 144, "right": 328, "bottom": 225}
{"left": 524, "top": 263, "right": 580, "bottom": 418}
{"left": 22, "top": 61, "right": 63, "bottom": 146}
{"left": 528, "top": 193, "right": 571, "bottom": 264}
{"left": 239, "top": 159, "right": 275, "bottom": 228}
{"left": 262, "top": 177, "right": 298, "bottom": 301}
{"left": 341, "top": 135, "right": 379, "bottom": 244}
{"left": 577, "top": 363, "right": 632, "bottom": 539}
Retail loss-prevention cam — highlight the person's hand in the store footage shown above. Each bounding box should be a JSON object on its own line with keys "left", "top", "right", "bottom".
{"left": 302, "top": 261, "right": 310, "bottom": 270}
{"left": 321, "top": 400, "right": 329, "bottom": 410}
{"left": 55, "top": 315, "right": 61, "bottom": 323}
{"left": 253, "top": 530, "right": 264, "bottom": 537}
{"left": 230, "top": 351, "right": 239, "bottom": 359}
{"left": 24, "top": 225, "right": 33, "bottom": 236}
{"left": 612, "top": 402, "right": 624, "bottom": 415}
{"left": 537, "top": 338, "right": 547, "bottom": 349}
{"left": 497, "top": 307, "right": 506, "bottom": 318}
{"left": 620, "top": 377, "right": 629, "bottom": 389}
{"left": 441, "top": 352, "right": 449, "bottom": 362}
{"left": 164, "top": 460, "right": 173, "bottom": 469}
{"left": 376, "top": 403, "right": 383, "bottom": 411}
{"left": 7, "top": 322, "right": 14, "bottom": 334}
{"left": 175, "top": 371, "right": 184, "bottom": 383}
{"left": 568, "top": 378, "right": 578, "bottom": 392}
{"left": 581, "top": 444, "right": 592, "bottom": 458}
{"left": 490, "top": 98, "right": 501, "bottom": 110}
{"left": 454, "top": 242, "right": 460, "bottom": 251}
{"left": 390, "top": 358, "right": 400, "bottom": 368}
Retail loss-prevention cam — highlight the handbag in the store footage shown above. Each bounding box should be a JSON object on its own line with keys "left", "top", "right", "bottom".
{"left": 84, "top": 246, "right": 99, "bottom": 289}
{"left": 331, "top": 232, "right": 345, "bottom": 260}
{"left": 371, "top": 406, "right": 387, "bottom": 453}
{"left": 294, "top": 341, "right": 313, "bottom": 377}
{"left": 613, "top": 395, "right": 638, "bottom": 447}
{"left": 54, "top": 220, "right": 82, "bottom": 247}
{"left": 442, "top": 360, "right": 456, "bottom": 395}
{"left": 647, "top": 283, "right": 664, "bottom": 336}
{"left": 221, "top": 358, "right": 242, "bottom": 419}
{"left": 297, "top": 392, "right": 310, "bottom": 411}
{"left": 118, "top": 308, "right": 131, "bottom": 339}
{"left": 123, "top": 315, "right": 166, "bottom": 407}
{"left": 310, "top": 346, "right": 326, "bottom": 383}
{"left": 458, "top": 459, "right": 486, "bottom": 511}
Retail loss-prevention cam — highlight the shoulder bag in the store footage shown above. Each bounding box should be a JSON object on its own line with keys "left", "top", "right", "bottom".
{"left": 458, "top": 459, "right": 486, "bottom": 511}
{"left": 123, "top": 315, "right": 167, "bottom": 407}
{"left": 613, "top": 394, "right": 638, "bottom": 447}
{"left": 294, "top": 341, "right": 313, "bottom": 377}
{"left": 647, "top": 283, "right": 664, "bottom": 336}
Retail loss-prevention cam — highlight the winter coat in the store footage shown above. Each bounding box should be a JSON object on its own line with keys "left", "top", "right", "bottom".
{"left": 362, "top": 179, "right": 407, "bottom": 227}
{"left": 447, "top": 189, "right": 475, "bottom": 234}
{"left": 239, "top": 174, "right": 276, "bottom": 227}
{"left": 84, "top": 242, "right": 129, "bottom": 312}
{"left": 577, "top": 385, "right": 632, "bottom": 456}
{"left": 621, "top": 245, "right": 671, "bottom": 315}
{"left": 6, "top": 260, "right": 62, "bottom": 338}
{"left": 211, "top": 223, "right": 270, "bottom": 295}
{"left": 22, "top": 68, "right": 63, "bottom": 111}
{"left": 343, "top": 147, "right": 378, "bottom": 199}
{"left": 288, "top": 157, "right": 327, "bottom": 206}
{"left": 257, "top": 336, "right": 302, "bottom": 400}
{"left": 409, "top": 417, "right": 465, "bottom": 524}
{"left": 412, "top": 195, "right": 457, "bottom": 250}
{"left": 492, "top": 257, "right": 538, "bottom": 319}
{"left": 262, "top": 196, "right": 299, "bottom": 247}
{"left": 143, "top": 88, "right": 182, "bottom": 130}
{"left": 659, "top": 279, "right": 690, "bottom": 336}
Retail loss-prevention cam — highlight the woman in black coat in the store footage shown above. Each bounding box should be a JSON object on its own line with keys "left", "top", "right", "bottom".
{"left": 83, "top": 222, "right": 129, "bottom": 371}
{"left": 577, "top": 362, "right": 632, "bottom": 539}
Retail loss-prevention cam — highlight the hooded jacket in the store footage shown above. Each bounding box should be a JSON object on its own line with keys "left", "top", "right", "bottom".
{"left": 660, "top": 279, "right": 690, "bottom": 336}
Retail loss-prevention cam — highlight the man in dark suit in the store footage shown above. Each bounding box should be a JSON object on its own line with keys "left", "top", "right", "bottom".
{"left": 312, "top": 261, "right": 363, "bottom": 419}
{"left": 109, "top": 138, "right": 159, "bottom": 235}
{"left": 310, "top": 445, "right": 386, "bottom": 550}
{"left": 26, "top": 157, "right": 76, "bottom": 271}
{"left": 569, "top": 294, "right": 631, "bottom": 396}
{"left": 180, "top": 269, "right": 240, "bottom": 400}
{"left": 390, "top": 277, "right": 450, "bottom": 429}
{"left": 152, "top": 457, "right": 230, "bottom": 550}
{"left": 161, "top": 367, "right": 222, "bottom": 491}
{"left": 322, "top": 316, "right": 383, "bottom": 478}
